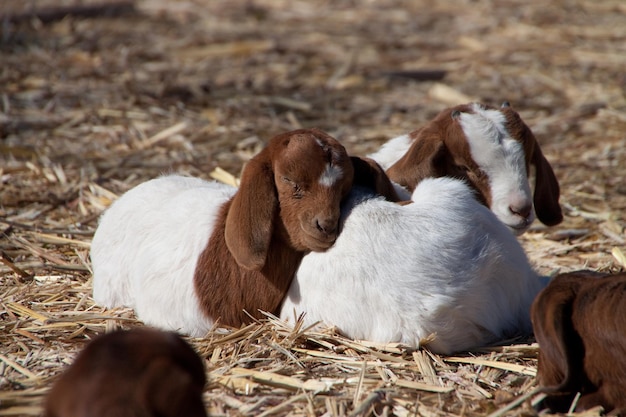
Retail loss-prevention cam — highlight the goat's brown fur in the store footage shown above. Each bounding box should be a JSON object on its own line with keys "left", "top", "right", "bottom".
{"left": 531, "top": 271, "right": 626, "bottom": 414}
{"left": 44, "top": 328, "right": 207, "bottom": 417}
{"left": 195, "top": 128, "right": 400, "bottom": 327}
{"left": 386, "top": 111, "right": 480, "bottom": 202}
{"left": 350, "top": 156, "right": 402, "bottom": 203}
{"left": 386, "top": 103, "right": 563, "bottom": 226}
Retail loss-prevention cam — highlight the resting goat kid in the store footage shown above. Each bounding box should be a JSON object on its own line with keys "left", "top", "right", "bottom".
{"left": 369, "top": 102, "right": 563, "bottom": 235}
{"left": 91, "top": 129, "right": 399, "bottom": 336}
{"left": 280, "top": 177, "right": 548, "bottom": 355}
{"left": 531, "top": 270, "right": 626, "bottom": 415}
{"left": 44, "top": 328, "right": 207, "bottom": 417}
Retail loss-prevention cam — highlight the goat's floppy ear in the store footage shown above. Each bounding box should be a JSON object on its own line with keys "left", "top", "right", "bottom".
{"left": 386, "top": 133, "right": 453, "bottom": 192}
{"left": 225, "top": 153, "right": 277, "bottom": 271}
{"left": 350, "top": 156, "right": 402, "bottom": 202}
{"left": 531, "top": 142, "right": 563, "bottom": 226}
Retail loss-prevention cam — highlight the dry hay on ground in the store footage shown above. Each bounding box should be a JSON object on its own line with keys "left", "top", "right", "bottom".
{"left": 1, "top": 0, "right": 625, "bottom": 416}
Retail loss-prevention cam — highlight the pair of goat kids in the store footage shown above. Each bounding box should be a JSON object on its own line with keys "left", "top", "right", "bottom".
{"left": 90, "top": 101, "right": 562, "bottom": 355}
{"left": 90, "top": 102, "right": 562, "bottom": 353}
{"left": 49, "top": 102, "right": 620, "bottom": 416}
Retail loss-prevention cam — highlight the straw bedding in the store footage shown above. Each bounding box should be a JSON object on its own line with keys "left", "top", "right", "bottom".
{"left": 1, "top": 0, "right": 625, "bottom": 415}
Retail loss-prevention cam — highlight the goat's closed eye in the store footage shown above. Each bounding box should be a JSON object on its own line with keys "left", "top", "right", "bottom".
{"left": 282, "top": 176, "right": 304, "bottom": 198}
{"left": 293, "top": 185, "right": 304, "bottom": 198}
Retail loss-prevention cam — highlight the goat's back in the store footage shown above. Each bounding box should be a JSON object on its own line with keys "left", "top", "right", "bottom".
{"left": 91, "top": 175, "right": 235, "bottom": 335}
{"left": 282, "top": 177, "right": 545, "bottom": 354}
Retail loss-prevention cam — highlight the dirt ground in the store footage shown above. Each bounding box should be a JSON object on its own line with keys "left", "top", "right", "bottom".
{"left": 1, "top": 0, "right": 625, "bottom": 416}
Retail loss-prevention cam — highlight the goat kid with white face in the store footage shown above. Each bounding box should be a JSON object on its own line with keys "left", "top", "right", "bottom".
{"left": 91, "top": 128, "right": 400, "bottom": 337}
{"left": 370, "top": 102, "right": 563, "bottom": 235}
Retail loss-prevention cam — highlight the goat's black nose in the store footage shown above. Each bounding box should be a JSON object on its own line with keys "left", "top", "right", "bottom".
{"left": 509, "top": 203, "right": 532, "bottom": 219}
{"left": 315, "top": 217, "right": 337, "bottom": 235}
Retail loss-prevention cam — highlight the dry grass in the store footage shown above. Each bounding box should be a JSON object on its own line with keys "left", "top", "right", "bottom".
{"left": 1, "top": 0, "right": 625, "bottom": 415}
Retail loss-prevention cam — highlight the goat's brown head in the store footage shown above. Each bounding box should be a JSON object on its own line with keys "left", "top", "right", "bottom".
{"left": 270, "top": 128, "right": 355, "bottom": 252}
{"left": 225, "top": 128, "right": 400, "bottom": 271}
{"left": 44, "top": 328, "right": 207, "bottom": 417}
{"left": 386, "top": 102, "right": 563, "bottom": 235}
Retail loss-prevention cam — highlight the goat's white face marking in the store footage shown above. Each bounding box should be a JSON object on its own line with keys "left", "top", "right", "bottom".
{"left": 459, "top": 103, "right": 534, "bottom": 234}
{"left": 318, "top": 163, "right": 343, "bottom": 187}
{"left": 314, "top": 138, "right": 344, "bottom": 187}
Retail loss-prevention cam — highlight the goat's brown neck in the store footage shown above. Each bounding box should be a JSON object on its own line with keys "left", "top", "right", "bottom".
{"left": 193, "top": 202, "right": 304, "bottom": 327}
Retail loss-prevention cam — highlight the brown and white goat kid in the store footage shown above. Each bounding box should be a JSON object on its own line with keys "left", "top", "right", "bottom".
{"left": 369, "top": 102, "right": 563, "bottom": 234}
{"left": 91, "top": 129, "right": 399, "bottom": 336}
{"left": 44, "top": 328, "right": 207, "bottom": 417}
{"left": 531, "top": 270, "right": 626, "bottom": 414}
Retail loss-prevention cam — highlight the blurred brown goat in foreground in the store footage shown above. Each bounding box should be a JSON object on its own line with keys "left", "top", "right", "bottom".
{"left": 44, "top": 328, "right": 207, "bottom": 417}
{"left": 531, "top": 270, "right": 626, "bottom": 415}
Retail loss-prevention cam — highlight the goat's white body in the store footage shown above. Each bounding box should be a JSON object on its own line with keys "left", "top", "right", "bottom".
{"left": 281, "top": 178, "right": 547, "bottom": 354}
{"left": 91, "top": 175, "right": 235, "bottom": 336}
{"left": 368, "top": 134, "right": 413, "bottom": 200}
{"left": 368, "top": 134, "right": 412, "bottom": 171}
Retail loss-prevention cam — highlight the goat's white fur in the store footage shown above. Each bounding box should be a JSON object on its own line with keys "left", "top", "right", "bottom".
{"left": 367, "top": 134, "right": 414, "bottom": 200}
{"left": 368, "top": 134, "right": 412, "bottom": 172}
{"left": 319, "top": 163, "right": 343, "bottom": 187}
{"left": 368, "top": 103, "right": 535, "bottom": 234}
{"left": 91, "top": 175, "right": 229, "bottom": 336}
{"left": 280, "top": 178, "right": 548, "bottom": 354}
